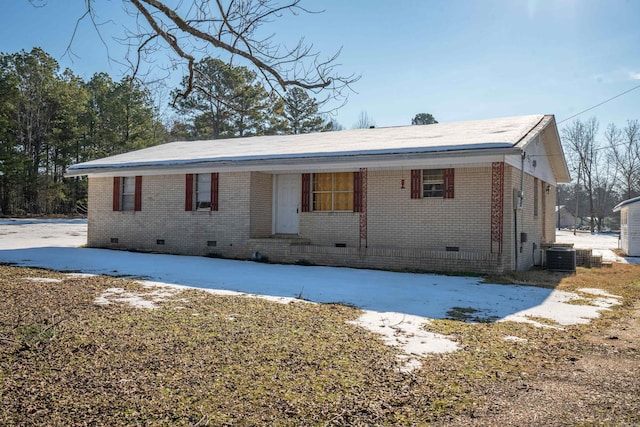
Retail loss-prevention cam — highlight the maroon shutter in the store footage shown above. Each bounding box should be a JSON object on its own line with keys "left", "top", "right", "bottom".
{"left": 112, "top": 177, "right": 121, "bottom": 211}
{"left": 185, "top": 174, "right": 193, "bottom": 211}
{"left": 353, "top": 171, "right": 362, "bottom": 212}
{"left": 134, "top": 176, "right": 142, "bottom": 211}
{"left": 211, "top": 173, "right": 219, "bottom": 211}
{"left": 410, "top": 169, "right": 421, "bottom": 199}
{"left": 444, "top": 168, "right": 455, "bottom": 199}
{"left": 301, "top": 173, "right": 311, "bottom": 212}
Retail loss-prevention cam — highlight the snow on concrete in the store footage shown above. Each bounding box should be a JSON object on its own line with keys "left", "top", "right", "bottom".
{"left": 1, "top": 219, "right": 635, "bottom": 371}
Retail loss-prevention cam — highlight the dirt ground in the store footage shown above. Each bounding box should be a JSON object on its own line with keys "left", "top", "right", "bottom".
{"left": 1, "top": 263, "right": 638, "bottom": 426}
{"left": 440, "top": 302, "right": 640, "bottom": 426}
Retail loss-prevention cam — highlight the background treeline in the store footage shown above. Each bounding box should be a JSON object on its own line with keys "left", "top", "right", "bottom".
{"left": 558, "top": 117, "right": 640, "bottom": 232}
{"left": 0, "top": 48, "right": 335, "bottom": 216}
{"left": 2, "top": 48, "right": 639, "bottom": 225}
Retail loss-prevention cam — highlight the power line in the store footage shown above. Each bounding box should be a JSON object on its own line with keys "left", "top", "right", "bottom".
{"left": 557, "top": 82, "right": 640, "bottom": 125}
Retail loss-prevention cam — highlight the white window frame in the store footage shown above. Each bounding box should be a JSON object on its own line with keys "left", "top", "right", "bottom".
{"left": 195, "top": 173, "right": 212, "bottom": 211}
{"left": 121, "top": 177, "right": 136, "bottom": 211}
{"left": 422, "top": 169, "right": 444, "bottom": 198}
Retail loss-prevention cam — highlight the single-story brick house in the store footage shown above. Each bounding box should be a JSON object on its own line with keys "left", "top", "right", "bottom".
{"left": 613, "top": 195, "right": 640, "bottom": 256}
{"left": 66, "top": 114, "right": 570, "bottom": 273}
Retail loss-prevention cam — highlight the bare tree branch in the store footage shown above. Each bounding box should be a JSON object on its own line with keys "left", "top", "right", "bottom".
{"left": 129, "top": 0, "right": 197, "bottom": 101}
{"left": 42, "top": 0, "right": 357, "bottom": 110}
{"left": 62, "top": 0, "right": 120, "bottom": 71}
{"left": 121, "top": 0, "right": 357, "bottom": 106}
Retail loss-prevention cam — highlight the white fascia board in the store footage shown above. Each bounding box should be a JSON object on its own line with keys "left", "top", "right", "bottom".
{"left": 72, "top": 148, "right": 520, "bottom": 178}
{"left": 66, "top": 143, "right": 516, "bottom": 176}
{"left": 511, "top": 115, "right": 571, "bottom": 185}
{"left": 613, "top": 195, "right": 640, "bottom": 212}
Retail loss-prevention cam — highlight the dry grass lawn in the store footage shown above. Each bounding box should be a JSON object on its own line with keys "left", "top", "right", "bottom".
{"left": 1, "top": 264, "right": 639, "bottom": 426}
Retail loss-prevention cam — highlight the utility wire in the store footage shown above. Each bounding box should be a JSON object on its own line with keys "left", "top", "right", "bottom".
{"left": 558, "top": 82, "right": 640, "bottom": 124}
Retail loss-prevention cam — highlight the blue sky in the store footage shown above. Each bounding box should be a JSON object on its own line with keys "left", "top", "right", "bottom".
{"left": 1, "top": 0, "right": 639, "bottom": 131}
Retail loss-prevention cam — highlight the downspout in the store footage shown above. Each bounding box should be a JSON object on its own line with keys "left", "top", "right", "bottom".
{"left": 514, "top": 201, "right": 518, "bottom": 269}
{"left": 520, "top": 151, "right": 526, "bottom": 209}
{"left": 514, "top": 150, "right": 525, "bottom": 269}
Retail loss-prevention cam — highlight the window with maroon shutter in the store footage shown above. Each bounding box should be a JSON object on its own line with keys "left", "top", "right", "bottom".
{"left": 113, "top": 177, "right": 121, "bottom": 211}
{"left": 189, "top": 173, "right": 220, "bottom": 211}
{"left": 301, "top": 173, "right": 310, "bottom": 212}
{"left": 410, "top": 169, "right": 421, "bottom": 199}
{"left": 185, "top": 174, "right": 194, "bottom": 211}
{"left": 134, "top": 176, "right": 142, "bottom": 211}
{"left": 413, "top": 169, "right": 454, "bottom": 198}
{"left": 353, "top": 171, "right": 362, "bottom": 212}
{"left": 443, "top": 168, "right": 454, "bottom": 199}
{"left": 312, "top": 172, "right": 354, "bottom": 211}
{"left": 211, "top": 173, "right": 219, "bottom": 211}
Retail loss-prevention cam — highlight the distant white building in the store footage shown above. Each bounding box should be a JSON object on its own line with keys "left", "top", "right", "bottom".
{"left": 555, "top": 205, "right": 576, "bottom": 229}
{"left": 613, "top": 196, "right": 640, "bottom": 256}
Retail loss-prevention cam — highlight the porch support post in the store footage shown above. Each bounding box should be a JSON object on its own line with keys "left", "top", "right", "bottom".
{"left": 359, "top": 167, "right": 368, "bottom": 248}
{"left": 490, "top": 162, "right": 505, "bottom": 254}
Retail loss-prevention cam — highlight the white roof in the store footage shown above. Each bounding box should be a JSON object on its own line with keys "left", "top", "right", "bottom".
{"left": 613, "top": 195, "right": 640, "bottom": 212}
{"left": 66, "top": 114, "right": 563, "bottom": 177}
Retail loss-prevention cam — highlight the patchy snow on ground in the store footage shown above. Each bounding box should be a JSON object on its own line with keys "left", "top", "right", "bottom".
{"left": 349, "top": 311, "right": 459, "bottom": 372}
{"left": 23, "top": 277, "right": 63, "bottom": 283}
{"left": 500, "top": 288, "right": 622, "bottom": 328}
{"left": 1, "top": 219, "right": 636, "bottom": 371}
{"left": 95, "top": 286, "right": 184, "bottom": 309}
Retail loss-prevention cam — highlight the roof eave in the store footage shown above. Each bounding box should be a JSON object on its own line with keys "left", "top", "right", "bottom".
{"left": 65, "top": 146, "right": 523, "bottom": 177}
{"left": 544, "top": 116, "right": 572, "bottom": 183}
{"left": 613, "top": 195, "right": 640, "bottom": 212}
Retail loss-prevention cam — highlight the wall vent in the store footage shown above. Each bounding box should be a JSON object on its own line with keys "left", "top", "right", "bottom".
{"left": 335, "top": 243, "right": 346, "bottom": 248}
{"left": 446, "top": 246, "right": 459, "bottom": 252}
{"left": 110, "top": 238, "right": 119, "bottom": 244}
{"left": 207, "top": 240, "right": 217, "bottom": 247}
{"left": 156, "top": 239, "right": 165, "bottom": 245}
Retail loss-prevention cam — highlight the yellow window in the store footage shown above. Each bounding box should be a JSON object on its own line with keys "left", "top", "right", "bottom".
{"left": 312, "top": 172, "right": 354, "bottom": 211}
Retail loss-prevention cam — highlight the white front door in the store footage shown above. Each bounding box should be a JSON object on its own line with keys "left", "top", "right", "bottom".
{"left": 274, "top": 174, "right": 300, "bottom": 234}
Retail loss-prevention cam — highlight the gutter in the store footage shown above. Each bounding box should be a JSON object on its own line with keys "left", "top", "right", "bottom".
{"left": 65, "top": 146, "right": 523, "bottom": 178}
